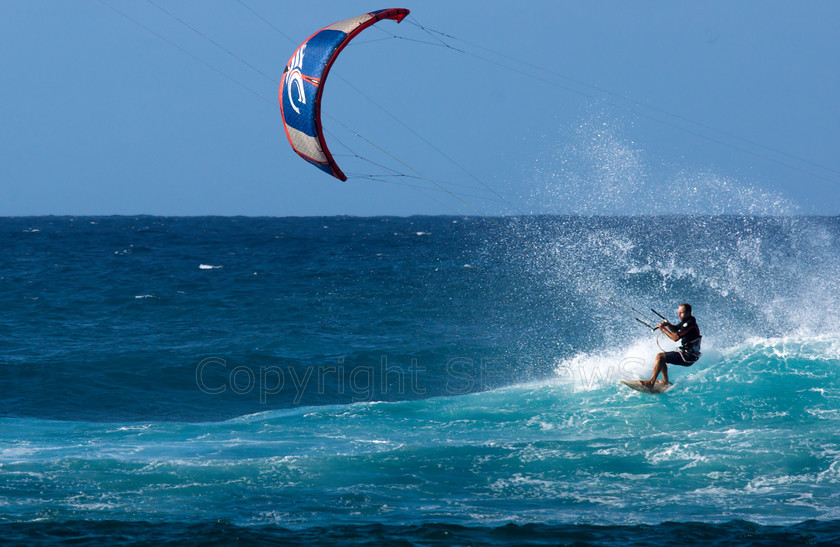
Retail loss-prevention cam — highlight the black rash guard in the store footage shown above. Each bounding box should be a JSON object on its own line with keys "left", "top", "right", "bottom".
{"left": 674, "top": 315, "right": 702, "bottom": 362}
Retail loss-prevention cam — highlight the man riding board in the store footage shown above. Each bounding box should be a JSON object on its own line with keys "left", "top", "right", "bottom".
{"left": 642, "top": 303, "right": 701, "bottom": 388}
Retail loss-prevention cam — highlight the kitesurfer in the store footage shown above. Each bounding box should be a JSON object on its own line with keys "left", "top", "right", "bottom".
{"left": 641, "top": 303, "right": 701, "bottom": 387}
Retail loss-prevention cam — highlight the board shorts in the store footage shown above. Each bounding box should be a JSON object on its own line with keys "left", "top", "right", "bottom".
{"left": 663, "top": 351, "right": 699, "bottom": 367}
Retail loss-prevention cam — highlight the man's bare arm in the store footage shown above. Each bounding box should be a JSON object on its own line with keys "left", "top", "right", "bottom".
{"left": 658, "top": 321, "right": 680, "bottom": 342}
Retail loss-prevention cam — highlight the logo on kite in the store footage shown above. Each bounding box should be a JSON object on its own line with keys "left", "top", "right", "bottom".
{"left": 279, "top": 8, "right": 410, "bottom": 181}
{"left": 286, "top": 45, "right": 307, "bottom": 115}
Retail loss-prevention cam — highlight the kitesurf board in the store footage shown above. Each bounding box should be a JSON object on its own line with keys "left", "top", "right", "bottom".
{"left": 621, "top": 379, "right": 673, "bottom": 394}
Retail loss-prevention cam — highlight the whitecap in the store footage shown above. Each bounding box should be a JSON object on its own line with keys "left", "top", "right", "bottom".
{"left": 626, "top": 264, "right": 653, "bottom": 275}
{"left": 551, "top": 337, "right": 660, "bottom": 391}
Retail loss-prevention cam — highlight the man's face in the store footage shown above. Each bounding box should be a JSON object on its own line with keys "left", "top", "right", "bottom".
{"left": 678, "top": 306, "right": 687, "bottom": 321}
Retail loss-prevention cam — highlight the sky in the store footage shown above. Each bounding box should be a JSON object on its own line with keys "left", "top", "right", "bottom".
{"left": 1, "top": 0, "right": 838, "bottom": 216}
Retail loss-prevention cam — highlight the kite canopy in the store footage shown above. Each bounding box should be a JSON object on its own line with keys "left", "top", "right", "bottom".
{"left": 279, "top": 8, "right": 410, "bottom": 181}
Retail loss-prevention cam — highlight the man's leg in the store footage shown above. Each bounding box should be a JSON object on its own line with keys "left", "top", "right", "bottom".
{"left": 660, "top": 357, "right": 670, "bottom": 384}
{"left": 644, "top": 352, "right": 668, "bottom": 387}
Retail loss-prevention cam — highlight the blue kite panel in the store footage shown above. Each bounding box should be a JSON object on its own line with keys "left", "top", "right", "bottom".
{"left": 281, "top": 29, "right": 346, "bottom": 140}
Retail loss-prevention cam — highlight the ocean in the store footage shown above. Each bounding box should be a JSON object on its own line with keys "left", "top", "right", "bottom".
{"left": 2, "top": 215, "right": 840, "bottom": 545}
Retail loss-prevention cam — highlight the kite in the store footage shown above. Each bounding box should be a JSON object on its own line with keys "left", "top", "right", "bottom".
{"left": 279, "top": 8, "right": 410, "bottom": 181}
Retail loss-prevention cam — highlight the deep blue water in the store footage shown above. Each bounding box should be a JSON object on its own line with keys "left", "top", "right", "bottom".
{"left": 2, "top": 215, "right": 840, "bottom": 545}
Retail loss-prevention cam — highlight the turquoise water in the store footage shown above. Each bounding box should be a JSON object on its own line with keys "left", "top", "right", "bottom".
{"left": 2, "top": 216, "right": 839, "bottom": 544}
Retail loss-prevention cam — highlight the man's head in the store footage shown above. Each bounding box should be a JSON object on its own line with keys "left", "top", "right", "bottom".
{"left": 678, "top": 303, "right": 692, "bottom": 320}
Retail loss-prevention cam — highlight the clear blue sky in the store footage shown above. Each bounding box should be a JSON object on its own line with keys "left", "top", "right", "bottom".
{"left": 2, "top": 1, "right": 838, "bottom": 216}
